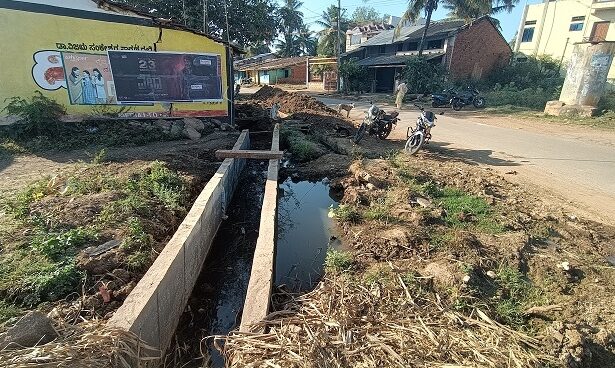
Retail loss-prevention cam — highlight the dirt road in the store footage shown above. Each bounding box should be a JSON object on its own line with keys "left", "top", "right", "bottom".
{"left": 317, "top": 96, "right": 615, "bottom": 225}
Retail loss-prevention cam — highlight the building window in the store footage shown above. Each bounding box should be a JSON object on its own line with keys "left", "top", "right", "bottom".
{"left": 407, "top": 42, "right": 418, "bottom": 51}
{"left": 427, "top": 39, "right": 443, "bottom": 49}
{"left": 350, "top": 34, "right": 361, "bottom": 45}
{"left": 571, "top": 16, "right": 585, "bottom": 22}
{"left": 569, "top": 23, "right": 583, "bottom": 31}
{"left": 284, "top": 69, "right": 290, "bottom": 78}
{"left": 521, "top": 27, "right": 534, "bottom": 42}
{"left": 379, "top": 45, "right": 386, "bottom": 54}
{"left": 397, "top": 43, "right": 403, "bottom": 52}
{"left": 525, "top": 20, "right": 537, "bottom": 25}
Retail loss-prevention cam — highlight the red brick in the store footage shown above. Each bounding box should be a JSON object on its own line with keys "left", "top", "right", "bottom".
{"left": 277, "top": 63, "right": 307, "bottom": 84}
{"left": 448, "top": 18, "right": 512, "bottom": 80}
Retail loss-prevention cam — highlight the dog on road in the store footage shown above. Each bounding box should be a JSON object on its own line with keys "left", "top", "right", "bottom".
{"left": 337, "top": 102, "right": 355, "bottom": 117}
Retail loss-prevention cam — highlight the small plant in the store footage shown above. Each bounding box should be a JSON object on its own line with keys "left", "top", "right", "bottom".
{"left": 0, "top": 300, "right": 22, "bottom": 323}
{"left": 492, "top": 265, "right": 542, "bottom": 328}
{"left": 330, "top": 204, "right": 362, "bottom": 224}
{"left": 125, "top": 249, "right": 151, "bottom": 271}
{"left": 324, "top": 249, "right": 353, "bottom": 272}
{"left": 3, "top": 91, "right": 66, "bottom": 138}
{"left": 121, "top": 217, "right": 151, "bottom": 251}
{"left": 363, "top": 265, "right": 393, "bottom": 286}
{"left": 91, "top": 148, "right": 108, "bottom": 164}
{"left": 4, "top": 178, "right": 53, "bottom": 219}
{"left": 32, "top": 227, "right": 99, "bottom": 260}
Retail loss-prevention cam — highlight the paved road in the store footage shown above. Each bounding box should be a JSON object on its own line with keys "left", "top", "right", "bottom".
{"left": 318, "top": 96, "right": 615, "bottom": 223}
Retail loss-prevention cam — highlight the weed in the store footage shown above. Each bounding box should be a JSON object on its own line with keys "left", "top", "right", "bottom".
{"left": 493, "top": 265, "right": 541, "bottom": 327}
{"left": 0, "top": 301, "right": 22, "bottom": 323}
{"left": 324, "top": 249, "right": 353, "bottom": 272}
{"left": 2, "top": 91, "right": 66, "bottom": 138}
{"left": 32, "top": 227, "right": 99, "bottom": 260}
{"left": 121, "top": 217, "right": 151, "bottom": 251}
{"left": 363, "top": 265, "right": 393, "bottom": 286}
{"left": 145, "top": 161, "right": 187, "bottom": 210}
{"left": 125, "top": 250, "right": 151, "bottom": 271}
{"left": 4, "top": 178, "right": 53, "bottom": 219}
{"left": 280, "top": 128, "right": 324, "bottom": 162}
{"left": 330, "top": 204, "right": 362, "bottom": 224}
{"left": 429, "top": 230, "right": 455, "bottom": 250}
{"left": 91, "top": 148, "right": 108, "bottom": 164}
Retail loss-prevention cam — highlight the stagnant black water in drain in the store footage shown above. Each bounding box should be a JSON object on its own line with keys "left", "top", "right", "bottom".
{"left": 170, "top": 170, "right": 342, "bottom": 367}
{"left": 276, "top": 178, "right": 342, "bottom": 291}
{"left": 171, "top": 160, "right": 267, "bottom": 368}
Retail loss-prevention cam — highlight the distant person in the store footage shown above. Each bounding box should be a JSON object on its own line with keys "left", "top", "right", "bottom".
{"left": 67, "top": 67, "right": 83, "bottom": 104}
{"left": 92, "top": 68, "right": 107, "bottom": 104}
{"left": 81, "top": 70, "right": 96, "bottom": 105}
{"left": 395, "top": 79, "right": 408, "bottom": 110}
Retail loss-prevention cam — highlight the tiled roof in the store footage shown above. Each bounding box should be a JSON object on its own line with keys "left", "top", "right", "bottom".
{"left": 236, "top": 57, "right": 308, "bottom": 71}
{"left": 355, "top": 52, "right": 444, "bottom": 67}
{"left": 359, "top": 19, "right": 467, "bottom": 47}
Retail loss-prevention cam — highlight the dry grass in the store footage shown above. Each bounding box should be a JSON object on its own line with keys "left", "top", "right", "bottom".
{"left": 217, "top": 271, "right": 553, "bottom": 368}
{"left": 0, "top": 320, "right": 159, "bottom": 368}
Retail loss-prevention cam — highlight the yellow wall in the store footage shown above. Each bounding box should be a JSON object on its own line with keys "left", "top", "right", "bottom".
{"left": 0, "top": 6, "right": 229, "bottom": 121}
{"left": 516, "top": 0, "right": 615, "bottom": 80}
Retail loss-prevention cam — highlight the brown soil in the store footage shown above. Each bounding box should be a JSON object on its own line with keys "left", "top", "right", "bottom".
{"left": 0, "top": 131, "right": 239, "bottom": 323}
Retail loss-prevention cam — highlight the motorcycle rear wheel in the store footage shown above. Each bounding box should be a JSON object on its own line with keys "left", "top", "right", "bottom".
{"left": 377, "top": 121, "right": 393, "bottom": 140}
{"left": 473, "top": 97, "right": 485, "bottom": 108}
{"left": 452, "top": 100, "right": 463, "bottom": 111}
{"left": 404, "top": 132, "right": 425, "bottom": 155}
{"left": 353, "top": 123, "right": 367, "bottom": 144}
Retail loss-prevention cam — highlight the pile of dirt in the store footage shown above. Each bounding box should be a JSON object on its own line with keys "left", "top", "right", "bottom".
{"left": 249, "top": 86, "right": 338, "bottom": 117}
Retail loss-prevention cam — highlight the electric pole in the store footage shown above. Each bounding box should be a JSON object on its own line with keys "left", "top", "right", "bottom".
{"left": 336, "top": 0, "right": 341, "bottom": 92}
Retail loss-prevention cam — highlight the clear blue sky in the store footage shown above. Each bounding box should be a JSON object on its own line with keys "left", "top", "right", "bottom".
{"left": 289, "top": 0, "right": 542, "bottom": 42}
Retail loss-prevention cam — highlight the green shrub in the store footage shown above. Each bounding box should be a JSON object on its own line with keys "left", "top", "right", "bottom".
{"left": 2, "top": 91, "right": 66, "bottom": 138}
{"left": 482, "top": 85, "right": 558, "bottom": 110}
{"left": 486, "top": 55, "right": 564, "bottom": 93}
{"left": 339, "top": 60, "right": 373, "bottom": 93}
{"left": 4, "top": 178, "right": 53, "bottom": 219}
{"left": 402, "top": 56, "right": 446, "bottom": 94}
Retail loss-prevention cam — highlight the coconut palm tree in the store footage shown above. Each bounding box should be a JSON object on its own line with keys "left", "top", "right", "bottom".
{"left": 400, "top": 0, "right": 519, "bottom": 56}
{"left": 297, "top": 25, "right": 318, "bottom": 56}
{"left": 316, "top": 5, "right": 348, "bottom": 56}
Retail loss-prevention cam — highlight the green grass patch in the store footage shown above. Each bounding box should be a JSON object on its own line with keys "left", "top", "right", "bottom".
{"left": 32, "top": 227, "right": 99, "bottom": 261}
{"left": 280, "top": 127, "right": 325, "bottom": 162}
{"left": 493, "top": 265, "right": 541, "bottom": 327}
{"left": 324, "top": 249, "right": 353, "bottom": 273}
{"left": 3, "top": 178, "right": 54, "bottom": 219}
{"left": 329, "top": 204, "right": 362, "bottom": 224}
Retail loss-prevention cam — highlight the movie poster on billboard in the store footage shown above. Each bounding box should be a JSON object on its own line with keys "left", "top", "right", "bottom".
{"left": 61, "top": 52, "right": 117, "bottom": 105}
{"left": 107, "top": 51, "right": 223, "bottom": 103}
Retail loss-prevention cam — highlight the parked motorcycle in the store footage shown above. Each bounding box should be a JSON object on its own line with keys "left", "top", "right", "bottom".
{"left": 431, "top": 88, "right": 456, "bottom": 108}
{"left": 353, "top": 103, "right": 399, "bottom": 144}
{"left": 405, "top": 104, "right": 436, "bottom": 155}
{"left": 450, "top": 86, "right": 485, "bottom": 111}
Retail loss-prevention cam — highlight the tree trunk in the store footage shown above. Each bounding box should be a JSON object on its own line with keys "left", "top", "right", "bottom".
{"left": 417, "top": 0, "right": 434, "bottom": 57}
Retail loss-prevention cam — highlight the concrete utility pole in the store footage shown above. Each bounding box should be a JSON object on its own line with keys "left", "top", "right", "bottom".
{"left": 336, "top": 0, "right": 341, "bottom": 92}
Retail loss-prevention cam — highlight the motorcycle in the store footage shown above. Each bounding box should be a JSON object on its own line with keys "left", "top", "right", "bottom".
{"left": 405, "top": 104, "right": 436, "bottom": 155}
{"left": 431, "top": 88, "right": 456, "bottom": 108}
{"left": 353, "top": 103, "right": 399, "bottom": 144}
{"left": 450, "top": 86, "right": 485, "bottom": 111}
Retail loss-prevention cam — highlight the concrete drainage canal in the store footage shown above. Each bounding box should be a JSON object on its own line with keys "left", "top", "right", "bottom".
{"left": 169, "top": 172, "right": 342, "bottom": 365}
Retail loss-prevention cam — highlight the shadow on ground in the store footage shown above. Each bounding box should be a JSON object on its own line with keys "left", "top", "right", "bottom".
{"left": 426, "top": 141, "right": 520, "bottom": 167}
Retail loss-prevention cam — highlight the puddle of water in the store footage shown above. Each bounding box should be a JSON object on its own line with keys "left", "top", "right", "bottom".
{"left": 276, "top": 178, "right": 342, "bottom": 291}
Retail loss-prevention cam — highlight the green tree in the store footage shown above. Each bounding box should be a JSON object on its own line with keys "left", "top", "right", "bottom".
{"left": 118, "top": 0, "right": 279, "bottom": 49}
{"left": 351, "top": 6, "right": 381, "bottom": 25}
{"left": 399, "top": 0, "right": 519, "bottom": 56}
{"left": 316, "top": 5, "right": 349, "bottom": 56}
{"left": 297, "top": 25, "right": 318, "bottom": 56}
